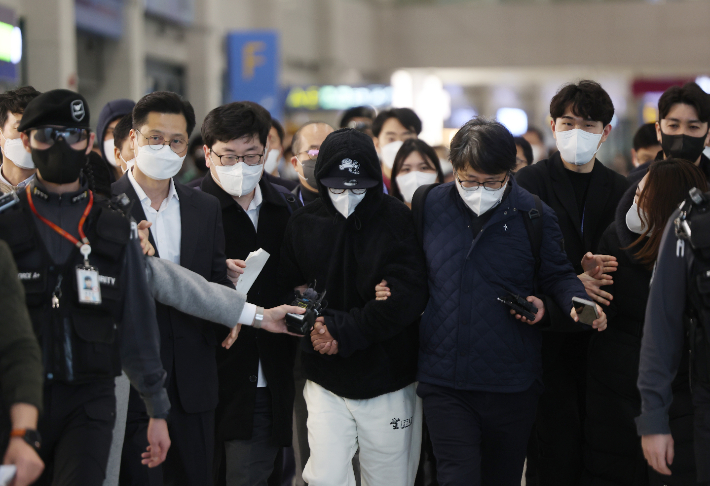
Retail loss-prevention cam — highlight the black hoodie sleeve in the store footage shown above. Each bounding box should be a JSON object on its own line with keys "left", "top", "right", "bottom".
{"left": 324, "top": 229, "right": 429, "bottom": 358}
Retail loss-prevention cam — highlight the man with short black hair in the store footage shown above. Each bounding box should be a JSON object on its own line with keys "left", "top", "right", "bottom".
{"left": 372, "top": 108, "right": 421, "bottom": 190}
{"left": 516, "top": 80, "right": 629, "bottom": 485}
{"left": 339, "top": 106, "right": 376, "bottom": 137}
{"left": 633, "top": 123, "right": 662, "bottom": 168}
{"left": 290, "top": 122, "right": 334, "bottom": 205}
{"left": 200, "top": 101, "right": 301, "bottom": 486}
{"left": 0, "top": 86, "right": 41, "bottom": 193}
{"left": 113, "top": 91, "right": 231, "bottom": 486}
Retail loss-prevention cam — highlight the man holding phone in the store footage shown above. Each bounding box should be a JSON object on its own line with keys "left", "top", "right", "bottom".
{"left": 410, "top": 118, "right": 606, "bottom": 486}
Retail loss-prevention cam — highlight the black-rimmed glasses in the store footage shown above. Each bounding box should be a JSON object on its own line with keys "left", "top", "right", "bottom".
{"left": 136, "top": 129, "right": 187, "bottom": 154}
{"left": 455, "top": 172, "right": 509, "bottom": 191}
{"left": 209, "top": 150, "right": 264, "bottom": 167}
{"left": 328, "top": 188, "right": 367, "bottom": 195}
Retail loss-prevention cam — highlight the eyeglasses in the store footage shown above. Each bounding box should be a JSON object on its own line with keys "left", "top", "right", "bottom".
{"left": 136, "top": 129, "right": 187, "bottom": 154}
{"left": 328, "top": 188, "right": 367, "bottom": 195}
{"left": 209, "top": 149, "right": 264, "bottom": 167}
{"left": 297, "top": 149, "right": 319, "bottom": 160}
{"left": 32, "top": 127, "right": 89, "bottom": 146}
{"left": 455, "top": 172, "right": 509, "bottom": 191}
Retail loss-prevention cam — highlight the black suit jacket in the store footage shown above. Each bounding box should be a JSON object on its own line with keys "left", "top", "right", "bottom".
{"left": 112, "top": 173, "right": 232, "bottom": 414}
{"left": 516, "top": 153, "right": 629, "bottom": 363}
{"left": 200, "top": 175, "right": 298, "bottom": 446}
{"left": 200, "top": 175, "right": 299, "bottom": 445}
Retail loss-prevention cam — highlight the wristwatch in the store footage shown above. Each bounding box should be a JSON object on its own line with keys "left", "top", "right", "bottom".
{"left": 10, "top": 428, "right": 41, "bottom": 453}
{"left": 252, "top": 306, "right": 265, "bottom": 329}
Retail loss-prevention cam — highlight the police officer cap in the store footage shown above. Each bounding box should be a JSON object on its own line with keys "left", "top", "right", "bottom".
{"left": 18, "top": 89, "right": 91, "bottom": 132}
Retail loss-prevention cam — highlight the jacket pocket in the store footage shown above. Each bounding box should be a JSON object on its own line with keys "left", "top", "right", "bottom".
{"left": 71, "top": 310, "right": 118, "bottom": 380}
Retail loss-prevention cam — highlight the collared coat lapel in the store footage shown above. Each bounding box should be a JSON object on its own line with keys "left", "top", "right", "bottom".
{"left": 175, "top": 181, "right": 199, "bottom": 271}
{"left": 111, "top": 173, "right": 160, "bottom": 257}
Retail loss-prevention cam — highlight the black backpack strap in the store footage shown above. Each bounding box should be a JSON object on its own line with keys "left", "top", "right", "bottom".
{"left": 411, "top": 183, "right": 440, "bottom": 245}
{"left": 522, "top": 195, "right": 544, "bottom": 282}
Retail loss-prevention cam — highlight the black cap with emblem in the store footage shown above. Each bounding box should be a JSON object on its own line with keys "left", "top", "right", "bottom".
{"left": 18, "top": 89, "right": 90, "bottom": 132}
{"left": 318, "top": 128, "right": 381, "bottom": 189}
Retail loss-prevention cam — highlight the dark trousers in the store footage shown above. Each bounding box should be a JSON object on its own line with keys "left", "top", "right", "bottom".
{"left": 120, "top": 369, "right": 215, "bottom": 486}
{"left": 223, "top": 388, "right": 280, "bottom": 486}
{"left": 417, "top": 382, "right": 541, "bottom": 486}
{"left": 531, "top": 333, "right": 589, "bottom": 486}
{"left": 36, "top": 380, "right": 116, "bottom": 486}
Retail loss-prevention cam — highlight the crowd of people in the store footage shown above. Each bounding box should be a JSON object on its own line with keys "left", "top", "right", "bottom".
{"left": 0, "top": 78, "right": 709, "bottom": 486}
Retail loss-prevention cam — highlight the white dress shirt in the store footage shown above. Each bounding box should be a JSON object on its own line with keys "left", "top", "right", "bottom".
{"left": 128, "top": 170, "right": 181, "bottom": 265}
{"left": 242, "top": 185, "right": 267, "bottom": 387}
{"left": 0, "top": 164, "right": 35, "bottom": 190}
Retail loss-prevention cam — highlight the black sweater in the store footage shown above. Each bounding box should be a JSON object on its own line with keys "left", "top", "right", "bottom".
{"left": 279, "top": 141, "right": 429, "bottom": 400}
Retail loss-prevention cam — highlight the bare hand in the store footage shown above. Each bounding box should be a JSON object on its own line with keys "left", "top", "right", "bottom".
{"left": 311, "top": 317, "right": 338, "bottom": 355}
{"left": 581, "top": 252, "right": 618, "bottom": 277}
{"left": 375, "top": 279, "right": 390, "bottom": 301}
{"left": 142, "top": 418, "right": 170, "bottom": 468}
{"left": 570, "top": 304, "right": 607, "bottom": 331}
{"left": 3, "top": 437, "right": 44, "bottom": 486}
{"left": 510, "top": 295, "right": 545, "bottom": 325}
{"left": 578, "top": 272, "right": 613, "bottom": 306}
{"left": 642, "top": 434, "right": 674, "bottom": 476}
{"left": 137, "top": 220, "right": 155, "bottom": 256}
{"left": 221, "top": 305, "right": 306, "bottom": 349}
{"left": 226, "top": 259, "right": 246, "bottom": 286}
{"left": 221, "top": 324, "right": 242, "bottom": 349}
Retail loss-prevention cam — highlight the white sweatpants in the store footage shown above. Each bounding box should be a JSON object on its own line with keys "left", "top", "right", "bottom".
{"left": 303, "top": 380, "right": 422, "bottom": 486}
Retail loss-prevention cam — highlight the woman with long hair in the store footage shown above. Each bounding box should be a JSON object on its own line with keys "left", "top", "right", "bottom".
{"left": 581, "top": 158, "right": 708, "bottom": 486}
{"left": 389, "top": 139, "right": 445, "bottom": 207}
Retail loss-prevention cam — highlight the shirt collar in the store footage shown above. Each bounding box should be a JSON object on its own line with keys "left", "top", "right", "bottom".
{"left": 0, "top": 164, "right": 35, "bottom": 189}
{"left": 247, "top": 184, "right": 263, "bottom": 212}
{"left": 127, "top": 168, "right": 179, "bottom": 205}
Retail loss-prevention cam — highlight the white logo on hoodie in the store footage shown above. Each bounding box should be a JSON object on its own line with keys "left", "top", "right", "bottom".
{"left": 339, "top": 158, "right": 360, "bottom": 174}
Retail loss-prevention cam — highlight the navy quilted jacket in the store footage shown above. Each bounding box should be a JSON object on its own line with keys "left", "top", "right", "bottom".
{"left": 417, "top": 179, "right": 588, "bottom": 392}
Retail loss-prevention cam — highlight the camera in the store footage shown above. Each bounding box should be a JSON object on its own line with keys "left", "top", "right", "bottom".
{"left": 286, "top": 285, "right": 327, "bottom": 335}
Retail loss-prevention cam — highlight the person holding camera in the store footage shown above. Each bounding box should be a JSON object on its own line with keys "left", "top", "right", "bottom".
{"left": 412, "top": 118, "right": 606, "bottom": 486}
{"left": 279, "top": 128, "right": 429, "bottom": 485}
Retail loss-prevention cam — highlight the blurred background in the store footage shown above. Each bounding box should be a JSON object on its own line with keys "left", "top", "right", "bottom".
{"left": 2, "top": 0, "right": 709, "bottom": 176}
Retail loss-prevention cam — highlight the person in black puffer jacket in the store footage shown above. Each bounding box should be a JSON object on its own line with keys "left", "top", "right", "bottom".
{"left": 582, "top": 158, "right": 708, "bottom": 486}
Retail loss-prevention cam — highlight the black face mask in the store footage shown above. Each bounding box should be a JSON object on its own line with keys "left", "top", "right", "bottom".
{"left": 660, "top": 130, "right": 708, "bottom": 162}
{"left": 31, "top": 139, "right": 87, "bottom": 185}
{"left": 300, "top": 158, "right": 317, "bottom": 187}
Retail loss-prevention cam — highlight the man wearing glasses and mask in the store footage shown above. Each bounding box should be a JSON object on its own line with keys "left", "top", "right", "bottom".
{"left": 112, "top": 91, "right": 233, "bottom": 486}
{"left": 412, "top": 118, "right": 606, "bottom": 486}
{"left": 289, "top": 122, "right": 334, "bottom": 205}
{"left": 199, "top": 101, "right": 302, "bottom": 486}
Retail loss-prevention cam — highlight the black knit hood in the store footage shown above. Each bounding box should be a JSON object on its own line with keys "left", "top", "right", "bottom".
{"left": 315, "top": 128, "right": 384, "bottom": 220}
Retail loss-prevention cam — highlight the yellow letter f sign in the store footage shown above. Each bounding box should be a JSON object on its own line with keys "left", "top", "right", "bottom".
{"left": 242, "top": 41, "right": 266, "bottom": 80}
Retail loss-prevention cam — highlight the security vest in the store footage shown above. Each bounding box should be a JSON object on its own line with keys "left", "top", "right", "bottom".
{"left": 676, "top": 188, "right": 710, "bottom": 384}
{"left": 0, "top": 188, "right": 132, "bottom": 385}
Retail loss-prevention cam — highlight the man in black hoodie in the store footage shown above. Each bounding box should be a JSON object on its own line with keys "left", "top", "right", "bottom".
{"left": 280, "top": 128, "right": 429, "bottom": 485}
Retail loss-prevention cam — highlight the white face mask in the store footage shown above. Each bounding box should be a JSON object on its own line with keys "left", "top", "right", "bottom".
{"left": 396, "top": 171, "right": 438, "bottom": 203}
{"left": 103, "top": 139, "right": 118, "bottom": 167}
{"left": 703, "top": 145, "right": 710, "bottom": 159}
{"left": 626, "top": 201, "right": 652, "bottom": 235}
{"left": 1, "top": 134, "right": 34, "bottom": 169}
{"left": 213, "top": 161, "right": 263, "bottom": 197}
{"left": 135, "top": 144, "right": 185, "bottom": 181}
{"left": 555, "top": 128, "right": 603, "bottom": 166}
{"left": 329, "top": 189, "right": 367, "bottom": 218}
{"left": 455, "top": 177, "right": 507, "bottom": 216}
{"left": 119, "top": 154, "right": 135, "bottom": 174}
{"left": 263, "top": 149, "right": 280, "bottom": 174}
{"left": 380, "top": 140, "right": 404, "bottom": 170}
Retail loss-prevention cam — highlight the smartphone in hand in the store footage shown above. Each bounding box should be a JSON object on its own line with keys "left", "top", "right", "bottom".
{"left": 572, "top": 296, "right": 599, "bottom": 325}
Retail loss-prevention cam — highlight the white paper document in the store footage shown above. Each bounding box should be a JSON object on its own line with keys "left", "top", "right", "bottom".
{"left": 236, "top": 248, "right": 270, "bottom": 295}
{"left": 0, "top": 465, "right": 16, "bottom": 486}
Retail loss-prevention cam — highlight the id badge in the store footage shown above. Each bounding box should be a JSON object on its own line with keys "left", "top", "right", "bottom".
{"left": 76, "top": 266, "right": 102, "bottom": 304}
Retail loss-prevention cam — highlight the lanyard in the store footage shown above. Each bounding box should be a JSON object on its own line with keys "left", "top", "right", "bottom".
{"left": 25, "top": 185, "right": 94, "bottom": 249}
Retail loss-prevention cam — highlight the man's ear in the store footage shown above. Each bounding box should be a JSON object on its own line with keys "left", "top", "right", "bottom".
{"left": 21, "top": 132, "right": 31, "bottom": 153}
{"left": 203, "top": 144, "right": 211, "bottom": 168}
{"left": 655, "top": 122, "right": 662, "bottom": 145}
{"left": 600, "top": 123, "right": 613, "bottom": 143}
